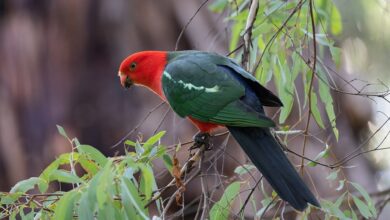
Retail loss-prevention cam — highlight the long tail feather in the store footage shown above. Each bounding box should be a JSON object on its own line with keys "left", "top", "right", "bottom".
{"left": 227, "top": 126, "right": 320, "bottom": 211}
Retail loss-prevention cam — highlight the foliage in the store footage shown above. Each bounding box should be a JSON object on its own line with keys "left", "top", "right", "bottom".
{"left": 211, "top": 0, "right": 340, "bottom": 139}
{"left": 0, "top": 0, "right": 386, "bottom": 219}
{"left": 208, "top": 0, "right": 381, "bottom": 219}
{"left": 0, "top": 126, "right": 170, "bottom": 219}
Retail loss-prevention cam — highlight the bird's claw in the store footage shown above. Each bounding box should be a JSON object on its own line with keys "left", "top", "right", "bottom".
{"left": 190, "top": 132, "right": 212, "bottom": 151}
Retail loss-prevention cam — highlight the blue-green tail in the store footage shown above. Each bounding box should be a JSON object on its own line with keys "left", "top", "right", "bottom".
{"left": 227, "top": 126, "right": 320, "bottom": 211}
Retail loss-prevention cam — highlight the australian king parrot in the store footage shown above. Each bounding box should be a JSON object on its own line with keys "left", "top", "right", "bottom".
{"left": 118, "top": 50, "right": 320, "bottom": 211}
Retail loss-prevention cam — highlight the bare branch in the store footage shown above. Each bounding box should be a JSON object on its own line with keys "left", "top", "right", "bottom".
{"left": 241, "top": 0, "right": 259, "bottom": 69}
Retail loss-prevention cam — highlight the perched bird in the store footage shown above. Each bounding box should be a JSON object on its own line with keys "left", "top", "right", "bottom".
{"left": 118, "top": 50, "right": 320, "bottom": 211}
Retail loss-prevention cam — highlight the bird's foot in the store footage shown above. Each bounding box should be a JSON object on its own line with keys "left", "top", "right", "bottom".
{"left": 190, "top": 132, "right": 212, "bottom": 151}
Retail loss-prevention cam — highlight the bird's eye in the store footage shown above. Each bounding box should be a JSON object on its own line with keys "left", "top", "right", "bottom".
{"left": 130, "top": 62, "right": 137, "bottom": 71}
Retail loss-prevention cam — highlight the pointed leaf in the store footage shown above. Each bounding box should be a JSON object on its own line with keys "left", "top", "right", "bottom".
{"left": 77, "top": 145, "right": 108, "bottom": 167}
{"left": 56, "top": 125, "right": 68, "bottom": 139}
{"left": 352, "top": 195, "right": 372, "bottom": 218}
{"left": 54, "top": 190, "right": 79, "bottom": 220}
{"left": 209, "top": 182, "right": 241, "bottom": 220}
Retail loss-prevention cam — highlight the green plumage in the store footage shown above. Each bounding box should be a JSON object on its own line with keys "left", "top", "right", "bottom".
{"left": 159, "top": 51, "right": 319, "bottom": 210}
{"left": 162, "top": 51, "right": 275, "bottom": 127}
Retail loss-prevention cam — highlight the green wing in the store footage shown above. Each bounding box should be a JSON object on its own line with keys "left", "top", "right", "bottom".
{"left": 162, "top": 52, "right": 275, "bottom": 127}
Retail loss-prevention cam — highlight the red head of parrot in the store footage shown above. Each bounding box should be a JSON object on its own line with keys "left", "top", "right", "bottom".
{"left": 118, "top": 51, "right": 167, "bottom": 98}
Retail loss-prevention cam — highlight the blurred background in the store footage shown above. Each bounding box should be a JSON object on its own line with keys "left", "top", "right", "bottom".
{"left": 0, "top": 0, "right": 389, "bottom": 218}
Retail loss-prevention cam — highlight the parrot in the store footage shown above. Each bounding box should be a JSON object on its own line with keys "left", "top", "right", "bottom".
{"left": 118, "top": 50, "right": 320, "bottom": 211}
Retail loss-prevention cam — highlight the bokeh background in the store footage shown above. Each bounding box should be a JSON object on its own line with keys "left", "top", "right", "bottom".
{"left": 0, "top": 0, "right": 389, "bottom": 218}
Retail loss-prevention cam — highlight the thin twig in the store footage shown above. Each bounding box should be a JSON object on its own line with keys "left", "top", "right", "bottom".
{"left": 200, "top": 150, "right": 209, "bottom": 220}
{"left": 238, "top": 176, "right": 263, "bottom": 216}
{"left": 241, "top": 0, "right": 259, "bottom": 69}
{"left": 174, "top": 0, "right": 210, "bottom": 51}
{"left": 110, "top": 102, "right": 165, "bottom": 148}
{"left": 300, "top": 0, "right": 317, "bottom": 175}
{"left": 152, "top": 106, "right": 171, "bottom": 135}
{"left": 259, "top": 196, "right": 279, "bottom": 219}
{"left": 252, "top": 0, "right": 306, "bottom": 74}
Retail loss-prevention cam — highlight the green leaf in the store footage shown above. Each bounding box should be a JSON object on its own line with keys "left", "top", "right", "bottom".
{"left": 49, "top": 170, "right": 84, "bottom": 184}
{"left": 20, "top": 209, "right": 34, "bottom": 220}
{"left": 162, "top": 154, "right": 173, "bottom": 173}
{"left": 0, "top": 192, "right": 23, "bottom": 205}
{"left": 77, "top": 145, "right": 108, "bottom": 167}
{"left": 274, "top": 55, "right": 295, "bottom": 124}
{"left": 352, "top": 195, "right": 372, "bottom": 218}
{"left": 78, "top": 192, "right": 95, "bottom": 220}
{"left": 175, "top": 143, "right": 182, "bottom": 152}
{"left": 97, "top": 198, "right": 116, "bottom": 220}
{"left": 326, "top": 169, "right": 339, "bottom": 181}
{"left": 40, "top": 153, "right": 80, "bottom": 182}
{"left": 334, "top": 192, "right": 346, "bottom": 207}
{"left": 54, "top": 190, "right": 80, "bottom": 220}
{"left": 209, "top": 0, "right": 228, "bottom": 13}
{"left": 140, "top": 165, "right": 156, "bottom": 200}
{"left": 318, "top": 69, "right": 339, "bottom": 140}
{"left": 125, "top": 140, "right": 136, "bottom": 147}
{"left": 85, "top": 172, "right": 102, "bottom": 216}
{"left": 256, "top": 196, "right": 276, "bottom": 217}
{"left": 307, "top": 144, "right": 329, "bottom": 167}
{"left": 350, "top": 182, "right": 377, "bottom": 217}
{"left": 121, "top": 177, "right": 148, "bottom": 220}
{"left": 10, "top": 177, "right": 46, "bottom": 193}
{"left": 209, "top": 181, "right": 241, "bottom": 220}
{"left": 330, "top": 46, "right": 341, "bottom": 68}
{"left": 96, "top": 160, "right": 114, "bottom": 209}
{"left": 56, "top": 125, "right": 68, "bottom": 139}
{"left": 78, "top": 155, "right": 99, "bottom": 176}
{"left": 310, "top": 91, "right": 325, "bottom": 128}
{"left": 330, "top": 5, "right": 342, "bottom": 35}
{"left": 135, "top": 141, "right": 144, "bottom": 157}
{"left": 234, "top": 164, "right": 256, "bottom": 175}
{"left": 307, "top": 145, "right": 329, "bottom": 167}
{"left": 229, "top": 20, "right": 244, "bottom": 52}
{"left": 336, "top": 180, "right": 345, "bottom": 191}
{"left": 143, "top": 131, "right": 165, "bottom": 149}
{"left": 321, "top": 200, "right": 348, "bottom": 219}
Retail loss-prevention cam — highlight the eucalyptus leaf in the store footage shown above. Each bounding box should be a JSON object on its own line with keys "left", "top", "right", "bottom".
{"left": 209, "top": 182, "right": 241, "bottom": 220}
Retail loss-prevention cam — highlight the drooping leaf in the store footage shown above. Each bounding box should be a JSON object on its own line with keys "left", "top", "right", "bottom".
{"left": 10, "top": 177, "right": 46, "bottom": 193}
{"left": 77, "top": 144, "right": 108, "bottom": 167}
{"left": 49, "top": 170, "right": 84, "bottom": 184}
{"left": 307, "top": 144, "right": 329, "bottom": 167}
{"left": 321, "top": 200, "right": 348, "bottom": 219}
{"left": 352, "top": 195, "right": 372, "bottom": 219}
{"left": 121, "top": 177, "right": 148, "bottom": 220}
{"left": 208, "top": 0, "right": 228, "bottom": 13}
{"left": 330, "top": 5, "right": 342, "bottom": 35}
{"left": 162, "top": 154, "right": 173, "bottom": 173}
{"left": 125, "top": 140, "right": 136, "bottom": 147}
{"left": 0, "top": 192, "right": 23, "bottom": 205}
{"left": 78, "top": 155, "right": 99, "bottom": 176}
{"left": 350, "top": 182, "right": 377, "bottom": 217}
{"left": 326, "top": 169, "right": 339, "bottom": 181}
{"left": 54, "top": 190, "right": 79, "bottom": 220}
{"left": 318, "top": 67, "right": 339, "bottom": 140}
{"left": 256, "top": 196, "right": 276, "bottom": 217}
{"left": 140, "top": 165, "right": 156, "bottom": 200}
{"left": 234, "top": 164, "right": 256, "bottom": 175}
{"left": 78, "top": 191, "right": 94, "bottom": 220}
{"left": 336, "top": 180, "right": 345, "bottom": 191}
{"left": 310, "top": 91, "right": 325, "bottom": 129}
{"left": 96, "top": 160, "right": 114, "bottom": 209}
{"left": 209, "top": 182, "right": 241, "bottom": 220}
